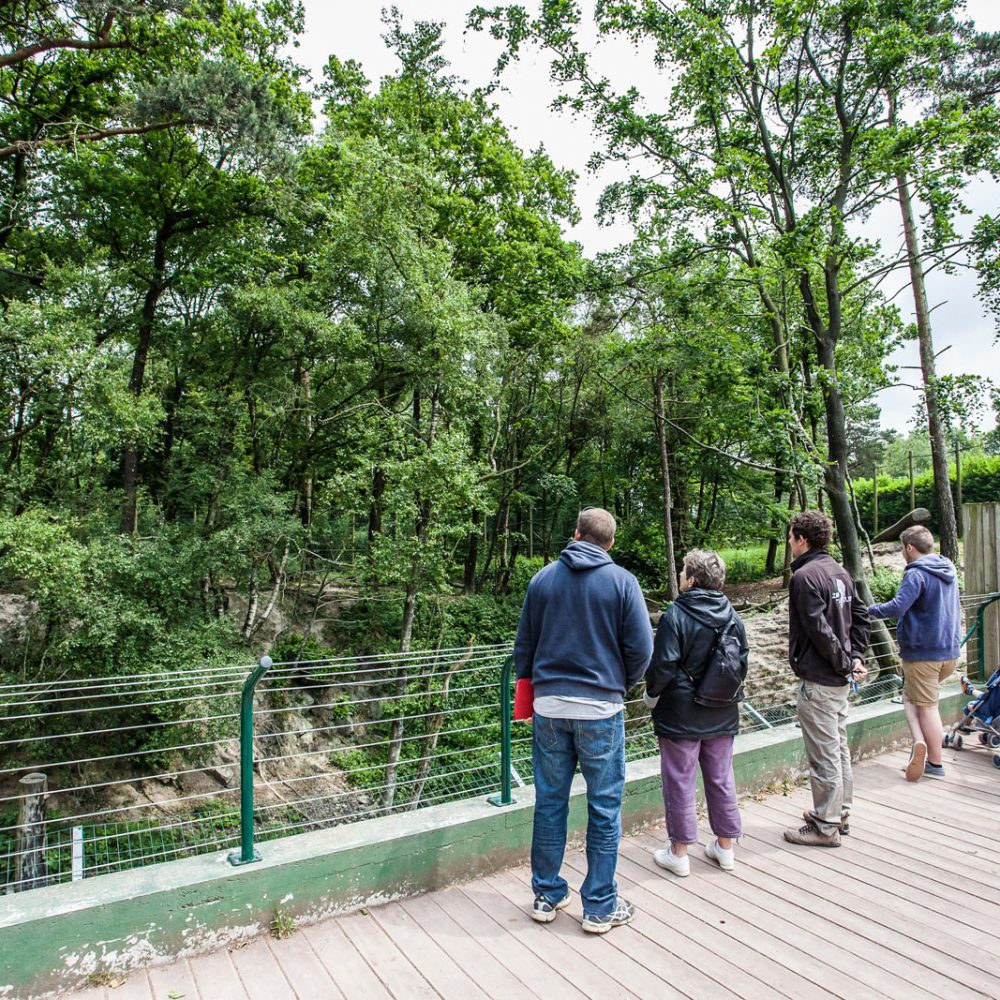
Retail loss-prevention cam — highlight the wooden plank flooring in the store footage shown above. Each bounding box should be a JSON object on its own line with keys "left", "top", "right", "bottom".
{"left": 62, "top": 746, "right": 1000, "bottom": 999}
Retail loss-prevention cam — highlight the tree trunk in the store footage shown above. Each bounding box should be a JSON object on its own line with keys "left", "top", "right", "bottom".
{"left": 383, "top": 382, "right": 440, "bottom": 811}
{"left": 653, "top": 372, "right": 678, "bottom": 599}
{"left": 300, "top": 368, "right": 313, "bottom": 530}
{"left": 765, "top": 469, "right": 785, "bottom": 575}
{"left": 368, "top": 467, "right": 386, "bottom": 540}
{"left": 871, "top": 507, "right": 932, "bottom": 544}
{"left": 895, "top": 165, "right": 959, "bottom": 563}
{"left": 812, "top": 328, "right": 895, "bottom": 667}
{"left": 120, "top": 226, "right": 168, "bottom": 534}
{"left": 407, "top": 644, "right": 473, "bottom": 810}
{"left": 462, "top": 512, "right": 481, "bottom": 595}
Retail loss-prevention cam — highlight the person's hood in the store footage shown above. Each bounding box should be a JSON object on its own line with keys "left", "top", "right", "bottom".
{"left": 558, "top": 540, "right": 613, "bottom": 571}
{"left": 905, "top": 553, "right": 957, "bottom": 584}
{"left": 673, "top": 588, "right": 734, "bottom": 628}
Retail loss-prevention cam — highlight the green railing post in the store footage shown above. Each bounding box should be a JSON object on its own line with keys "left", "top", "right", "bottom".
{"left": 960, "top": 594, "right": 1000, "bottom": 683}
{"left": 488, "top": 655, "right": 515, "bottom": 807}
{"left": 228, "top": 655, "right": 272, "bottom": 866}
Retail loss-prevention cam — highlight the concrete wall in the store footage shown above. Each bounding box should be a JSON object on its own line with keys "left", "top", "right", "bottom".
{"left": 0, "top": 687, "right": 967, "bottom": 998}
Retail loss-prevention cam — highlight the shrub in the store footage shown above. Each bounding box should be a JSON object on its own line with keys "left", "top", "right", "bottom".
{"left": 852, "top": 456, "right": 1000, "bottom": 535}
{"left": 868, "top": 566, "right": 903, "bottom": 605}
{"left": 716, "top": 545, "right": 772, "bottom": 584}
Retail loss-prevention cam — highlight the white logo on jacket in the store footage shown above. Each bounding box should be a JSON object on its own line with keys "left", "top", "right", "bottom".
{"left": 832, "top": 579, "right": 850, "bottom": 606}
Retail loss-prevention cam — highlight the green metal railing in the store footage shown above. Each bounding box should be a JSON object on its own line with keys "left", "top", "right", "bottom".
{"left": 962, "top": 592, "right": 1000, "bottom": 681}
{"left": 224, "top": 645, "right": 513, "bottom": 867}
{"left": 487, "top": 656, "right": 515, "bottom": 807}
{"left": 20, "top": 588, "right": 990, "bottom": 886}
{"left": 228, "top": 656, "right": 272, "bottom": 867}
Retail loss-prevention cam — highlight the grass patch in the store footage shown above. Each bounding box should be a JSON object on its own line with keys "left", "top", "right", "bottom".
{"left": 716, "top": 544, "right": 773, "bottom": 584}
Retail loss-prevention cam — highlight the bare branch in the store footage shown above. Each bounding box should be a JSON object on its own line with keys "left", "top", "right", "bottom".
{"left": 0, "top": 119, "right": 190, "bottom": 159}
{"left": 0, "top": 31, "right": 133, "bottom": 70}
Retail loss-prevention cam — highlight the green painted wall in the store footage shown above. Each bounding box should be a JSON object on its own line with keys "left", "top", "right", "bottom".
{"left": 0, "top": 687, "right": 967, "bottom": 998}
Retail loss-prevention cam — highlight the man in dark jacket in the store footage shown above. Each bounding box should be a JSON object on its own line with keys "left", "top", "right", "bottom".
{"left": 868, "top": 525, "right": 961, "bottom": 781}
{"left": 514, "top": 507, "right": 652, "bottom": 934}
{"left": 784, "top": 511, "right": 870, "bottom": 848}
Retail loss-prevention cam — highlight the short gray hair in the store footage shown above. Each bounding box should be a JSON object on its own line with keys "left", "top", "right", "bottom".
{"left": 900, "top": 525, "right": 934, "bottom": 554}
{"left": 576, "top": 507, "right": 616, "bottom": 549}
{"left": 683, "top": 549, "right": 726, "bottom": 590}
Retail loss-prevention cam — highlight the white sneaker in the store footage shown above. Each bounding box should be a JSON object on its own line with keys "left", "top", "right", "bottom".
{"left": 704, "top": 838, "right": 735, "bottom": 871}
{"left": 653, "top": 847, "right": 690, "bottom": 877}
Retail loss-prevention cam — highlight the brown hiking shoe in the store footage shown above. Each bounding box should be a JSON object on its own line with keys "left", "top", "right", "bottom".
{"left": 783, "top": 821, "right": 841, "bottom": 848}
{"left": 802, "top": 809, "right": 849, "bottom": 835}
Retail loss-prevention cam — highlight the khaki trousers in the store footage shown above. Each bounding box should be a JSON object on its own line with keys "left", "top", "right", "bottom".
{"left": 796, "top": 680, "right": 852, "bottom": 836}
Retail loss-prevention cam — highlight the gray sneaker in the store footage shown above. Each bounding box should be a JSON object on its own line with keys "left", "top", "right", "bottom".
{"left": 924, "top": 761, "right": 946, "bottom": 780}
{"left": 531, "top": 892, "right": 570, "bottom": 923}
{"left": 581, "top": 898, "right": 635, "bottom": 935}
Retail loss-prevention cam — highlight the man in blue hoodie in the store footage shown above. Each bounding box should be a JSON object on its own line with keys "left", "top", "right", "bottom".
{"left": 514, "top": 507, "right": 653, "bottom": 934}
{"left": 868, "top": 525, "right": 961, "bottom": 781}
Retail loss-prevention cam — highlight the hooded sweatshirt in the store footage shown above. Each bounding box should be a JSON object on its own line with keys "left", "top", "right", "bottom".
{"left": 646, "top": 588, "right": 749, "bottom": 740}
{"left": 513, "top": 541, "right": 653, "bottom": 702}
{"left": 868, "top": 553, "right": 961, "bottom": 661}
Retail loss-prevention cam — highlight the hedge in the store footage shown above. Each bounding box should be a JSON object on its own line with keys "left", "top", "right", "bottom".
{"left": 852, "top": 456, "right": 1000, "bottom": 536}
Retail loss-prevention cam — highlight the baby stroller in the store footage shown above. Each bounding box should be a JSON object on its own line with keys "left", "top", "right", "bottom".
{"left": 943, "top": 667, "right": 1000, "bottom": 768}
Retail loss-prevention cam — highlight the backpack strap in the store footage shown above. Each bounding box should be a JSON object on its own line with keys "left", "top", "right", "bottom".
{"left": 674, "top": 602, "right": 734, "bottom": 650}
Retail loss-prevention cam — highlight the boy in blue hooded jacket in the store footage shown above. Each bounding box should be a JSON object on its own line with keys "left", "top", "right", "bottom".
{"left": 868, "top": 525, "right": 961, "bottom": 781}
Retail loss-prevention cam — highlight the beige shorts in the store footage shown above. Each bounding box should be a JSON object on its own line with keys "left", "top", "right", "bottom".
{"left": 902, "top": 659, "right": 959, "bottom": 706}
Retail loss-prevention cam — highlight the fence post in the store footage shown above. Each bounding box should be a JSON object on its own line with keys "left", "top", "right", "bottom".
{"left": 228, "top": 656, "right": 273, "bottom": 866}
{"left": 15, "top": 772, "right": 49, "bottom": 891}
{"left": 964, "top": 503, "right": 1000, "bottom": 681}
{"left": 955, "top": 442, "right": 962, "bottom": 538}
{"left": 873, "top": 466, "right": 879, "bottom": 536}
{"left": 71, "top": 826, "right": 84, "bottom": 881}
{"left": 488, "top": 656, "right": 515, "bottom": 807}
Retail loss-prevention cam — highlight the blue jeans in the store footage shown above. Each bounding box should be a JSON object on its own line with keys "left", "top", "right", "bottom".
{"left": 531, "top": 712, "right": 625, "bottom": 918}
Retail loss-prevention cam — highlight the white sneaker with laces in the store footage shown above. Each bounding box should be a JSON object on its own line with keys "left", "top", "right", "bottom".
{"left": 704, "top": 838, "right": 735, "bottom": 871}
{"left": 653, "top": 847, "right": 690, "bottom": 877}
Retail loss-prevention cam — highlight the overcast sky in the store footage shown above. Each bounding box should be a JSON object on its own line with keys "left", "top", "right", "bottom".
{"left": 292, "top": 1, "right": 1000, "bottom": 434}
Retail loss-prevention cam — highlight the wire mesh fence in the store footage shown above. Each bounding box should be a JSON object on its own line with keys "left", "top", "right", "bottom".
{"left": 0, "top": 644, "right": 518, "bottom": 893}
{"left": 2, "top": 589, "right": 996, "bottom": 895}
{"left": 0, "top": 662, "right": 250, "bottom": 893}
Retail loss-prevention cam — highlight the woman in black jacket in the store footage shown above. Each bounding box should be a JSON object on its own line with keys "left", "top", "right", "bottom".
{"left": 644, "top": 550, "right": 749, "bottom": 876}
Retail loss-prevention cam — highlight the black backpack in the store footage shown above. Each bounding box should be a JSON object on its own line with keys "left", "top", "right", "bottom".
{"left": 677, "top": 606, "right": 747, "bottom": 708}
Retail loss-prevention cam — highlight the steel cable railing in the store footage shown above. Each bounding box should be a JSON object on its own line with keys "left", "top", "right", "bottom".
{"left": 3, "top": 592, "right": 996, "bottom": 892}
{"left": 0, "top": 644, "right": 517, "bottom": 890}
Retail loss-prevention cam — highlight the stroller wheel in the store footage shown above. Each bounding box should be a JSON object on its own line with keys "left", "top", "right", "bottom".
{"left": 953, "top": 734, "right": 964, "bottom": 750}
{"left": 993, "top": 754, "right": 1000, "bottom": 769}
{"left": 943, "top": 734, "right": 952, "bottom": 748}
{"left": 991, "top": 735, "right": 1000, "bottom": 749}
{"left": 980, "top": 732, "right": 991, "bottom": 746}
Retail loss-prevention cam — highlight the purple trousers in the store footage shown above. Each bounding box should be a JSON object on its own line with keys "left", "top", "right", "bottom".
{"left": 658, "top": 735, "right": 742, "bottom": 844}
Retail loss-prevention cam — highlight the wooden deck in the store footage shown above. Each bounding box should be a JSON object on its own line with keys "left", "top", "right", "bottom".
{"left": 65, "top": 745, "right": 1000, "bottom": 1000}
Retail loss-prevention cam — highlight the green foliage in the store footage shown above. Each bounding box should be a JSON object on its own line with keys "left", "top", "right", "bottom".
{"left": 3, "top": 4, "right": 1000, "bottom": 887}
{"left": 852, "top": 456, "right": 1000, "bottom": 534}
{"left": 716, "top": 546, "right": 773, "bottom": 585}
{"left": 869, "top": 567, "right": 904, "bottom": 605}
{"left": 271, "top": 908, "right": 297, "bottom": 939}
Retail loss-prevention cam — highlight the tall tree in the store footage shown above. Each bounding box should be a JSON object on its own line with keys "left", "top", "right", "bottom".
{"left": 472, "top": 0, "right": 932, "bottom": 605}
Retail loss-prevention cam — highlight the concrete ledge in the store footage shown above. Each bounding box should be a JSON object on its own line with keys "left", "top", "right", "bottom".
{"left": 1, "top": 685, "right": 967, "bottom": 997}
